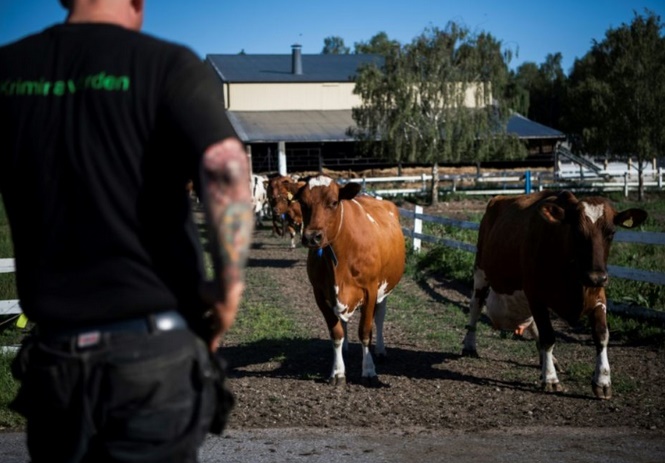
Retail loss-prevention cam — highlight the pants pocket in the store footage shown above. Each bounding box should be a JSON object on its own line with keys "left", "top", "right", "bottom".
{"left": 10, "top": 340, "right": 80, "bottom": 419}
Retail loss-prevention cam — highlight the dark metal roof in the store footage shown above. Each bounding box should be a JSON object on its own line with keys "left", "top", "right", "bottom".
{"left": 206, "top": 54, "right": 384, "bottom": 83}
{"left": 227, "top": 110, "right": 566, "bottom": 144}
{"left": 507, "top": 113, "right": 565, "bottom": 139}
{"left": 228, "top": 110, "right": 355, "bottom": 143}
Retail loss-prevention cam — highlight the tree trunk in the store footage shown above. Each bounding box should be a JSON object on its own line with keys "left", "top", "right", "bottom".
{"left": 430, "top": 162, "right": 439, "bottom": 205}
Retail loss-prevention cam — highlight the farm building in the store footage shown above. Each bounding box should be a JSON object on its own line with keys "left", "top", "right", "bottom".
{"left": 205, "top": 45, "right": 565, "bottom": 175}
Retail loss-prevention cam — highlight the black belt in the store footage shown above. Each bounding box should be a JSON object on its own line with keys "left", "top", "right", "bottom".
{"left": 37, "top": 310, "right": 188, "bottom": 349}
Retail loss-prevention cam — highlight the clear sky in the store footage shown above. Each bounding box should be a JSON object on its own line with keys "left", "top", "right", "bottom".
{"left": 1, "top": 1, "right": 663, "bottom": 74}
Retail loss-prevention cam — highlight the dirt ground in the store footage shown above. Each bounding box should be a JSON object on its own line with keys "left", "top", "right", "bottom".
{"left": 3, "top": 196, "right": 664, "bottom": 463}
{"left": 212, "top": 196, "right": 665, "bottom": 461}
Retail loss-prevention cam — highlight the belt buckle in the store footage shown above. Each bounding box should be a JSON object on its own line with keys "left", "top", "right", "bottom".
{"left": 77, "top": 331, "right": 101, "bottom": 348}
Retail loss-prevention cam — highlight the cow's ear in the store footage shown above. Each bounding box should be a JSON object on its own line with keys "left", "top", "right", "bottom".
{"left": 293, "top": 182, "right": 307, "bottom": 202}
{"left": 614, "top": 208, "right": 648, "bottom": 229}
{"left": 539, "top": 203, "right": 566, "bottom": 224}
{"left": 339, "top": 182, "right": 362, "bottom": 200}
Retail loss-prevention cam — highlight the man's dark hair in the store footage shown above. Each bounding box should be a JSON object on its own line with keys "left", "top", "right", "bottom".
{"left": 59, "top": 0, "right": 71, "bottom": 9}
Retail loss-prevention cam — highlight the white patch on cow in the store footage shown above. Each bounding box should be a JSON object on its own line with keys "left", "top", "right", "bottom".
{"left": 486, "top": 289, "right": 533, "bottom": 332}
{"left": 542, "top": 345, "right": 560, "bottom": 385}
{"left": 582, "top": 201, "right": 604, "bottom": 224}
{"left": 376, "top": 280, "right": 390, "bottom": 304}
{"left": 331, "top": 338, "right": 346, "bottom": 380}
{"left": 350, "top": 198, "right": 377, "bottom": 224}
{"left": 334, "top": 298, "right": 351, "bottom": 322}
{"left": 308, "top": 176, "right": 333, "bottom": 189}
{"left": 361, "top": 343, "right": 377, "bottom": 378}
{"left": 474, "top": 268, "right": 488, "bottom": 288}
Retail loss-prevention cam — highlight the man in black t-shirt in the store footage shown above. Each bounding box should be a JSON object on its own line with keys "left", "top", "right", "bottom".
{"left": 0, "top": 1, "right": 253, "bottom": 461}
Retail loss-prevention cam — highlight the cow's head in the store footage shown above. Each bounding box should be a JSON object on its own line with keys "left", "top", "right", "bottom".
{"left": 295, "top": 176, "right": 362, "bottom": 248}
{"left": 538, "top": 191, "right": 648, "bottom": 287}
{"left": 267, "top": 175, "right": 302, "bottom": 216}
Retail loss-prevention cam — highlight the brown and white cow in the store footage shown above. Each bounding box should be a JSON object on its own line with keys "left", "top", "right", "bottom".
{"left": 295, "top": 175, "right": 406, "bottom": 386}
{"left": 462, "top": 190, "right": 647, "bottom": 399}
{"left": 266, "top": 174, "right": 305, "bottom": 248}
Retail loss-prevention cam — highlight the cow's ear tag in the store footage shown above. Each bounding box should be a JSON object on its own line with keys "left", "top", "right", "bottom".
{"left": 317, "top": 248, "right": 323, "bottom": 257}
{"left": 287, "top": 192, "right": 293, "bottom": 201}
{"left": 16, "top": 313, "right": 28, "bottom": 329}
{"left": 622, "top": 217, "right": 634, "bottom": 228}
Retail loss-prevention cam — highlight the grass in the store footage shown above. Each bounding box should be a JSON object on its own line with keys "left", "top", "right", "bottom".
{"left": 0, "top": 353, "right": 22, "bottom": 430}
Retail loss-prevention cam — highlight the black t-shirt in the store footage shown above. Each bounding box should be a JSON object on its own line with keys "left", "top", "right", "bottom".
{"left": 0, "top": 23, "right": 235, "bottom": 327}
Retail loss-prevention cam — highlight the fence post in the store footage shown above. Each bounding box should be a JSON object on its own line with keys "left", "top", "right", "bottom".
{"left": 624, "top": 172, "right": 629, "bottom": 197}
{"left": 524, "top": 170, "right": 531, "bottom": 194}
{"left": 413, "top": 205, "right": 422, "bottom": 252}
{"left": 659, "top": 167, "right": 663, "bottom": 189}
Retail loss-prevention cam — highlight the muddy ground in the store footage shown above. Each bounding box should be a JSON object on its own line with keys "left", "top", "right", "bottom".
{"left": 210, "top": 196, "right": 665, "bottom": 461}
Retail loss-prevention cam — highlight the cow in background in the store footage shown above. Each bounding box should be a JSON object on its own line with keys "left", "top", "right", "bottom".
{"left": 250, "top": 173, "right": 269, "bottom": 227}
{"left": 266, "top": 174, "right": 305, "bottom": 248}
{"left": 462, "top": 190, "right": 647, "bottom": 399}
{"left": 295, "top": 175, "right": 405, "bottom": 386}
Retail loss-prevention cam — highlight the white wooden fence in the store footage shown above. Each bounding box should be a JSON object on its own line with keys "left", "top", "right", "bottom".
{"left": 0, "top": 258, "right": 18, "bottom": 316}
{"left": 346, "top": 165, "right": 663, "bottom": 197}
{"left": 399, "top": 206, "right": 665, "bottom": 322}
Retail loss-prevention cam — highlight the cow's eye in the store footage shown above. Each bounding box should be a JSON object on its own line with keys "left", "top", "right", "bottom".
{"left": 329, "top": 200, "right": 338, "bottom": 209}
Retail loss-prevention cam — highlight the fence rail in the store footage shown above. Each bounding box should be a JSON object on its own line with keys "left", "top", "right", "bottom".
{"left": 398, "top": 206, "right": 665, "bottom": 322}
{"left": 346, "top": 165, "right": 663, "bottom": 197}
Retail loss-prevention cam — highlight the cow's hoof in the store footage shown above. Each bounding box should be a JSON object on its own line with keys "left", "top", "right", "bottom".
{"left": 461, "top": 348, "right": 479, "bottom": 358}
{"left": 362, "top": 375, "right": 382, "bottom": 388}
{"left": 592, "top": 382, "right": 612, "bottom": 400}
{"left": 543, "top": 382, "right": 565, "bottom": 393}
{"left": 328, "top": 375, "right": 346, "bottom": 387}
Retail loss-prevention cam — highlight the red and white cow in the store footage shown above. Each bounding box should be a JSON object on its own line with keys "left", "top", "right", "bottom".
{"left": 266, "top": 175, "right": 305, "bottom": 248}
{"left": 462, "top": 190, "right": 648, "bottom": 399}
{"left": 295, "top": 175, "right": 406, "bottom": 386}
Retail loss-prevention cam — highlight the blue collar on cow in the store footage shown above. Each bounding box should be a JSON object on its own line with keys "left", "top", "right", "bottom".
{"left": 317, "top": 245, "right": 338, "bottom": 267}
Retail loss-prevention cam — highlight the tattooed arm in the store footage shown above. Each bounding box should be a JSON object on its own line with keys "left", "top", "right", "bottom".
{"left": 200, "top": 138, "right": 254, "bottom": 352}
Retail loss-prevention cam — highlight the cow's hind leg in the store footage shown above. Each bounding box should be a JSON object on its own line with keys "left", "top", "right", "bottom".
{"left": 359, "top": 294, "right": 381, "bottom": 387}
{"left": 462, "top": 267, "right": 489, "bottom": 357}
{"left": 590, "top": 301, "right": 612, "bottom": 399}
{"left": 373, "top": 298, "right": 387, "bottom": 362}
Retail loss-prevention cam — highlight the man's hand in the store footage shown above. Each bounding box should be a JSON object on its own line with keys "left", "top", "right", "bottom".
{"left": 200, "top": 138, "right": 254, "bottom": 352}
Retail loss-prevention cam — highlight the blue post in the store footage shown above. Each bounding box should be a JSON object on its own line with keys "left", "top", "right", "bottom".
{"left": 525, "top": 170, "right": 531, "bottom": 193}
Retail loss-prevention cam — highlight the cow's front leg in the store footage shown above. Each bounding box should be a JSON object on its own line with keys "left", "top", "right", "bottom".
{"left": 315, "top": 290, "right": 346, "bottom": 386}
{"left": 462, "top": 267, "right": 489, "bottom": 357}
{"left": 532, "top": 307, "right": 564, "bottom": 393}
{"left": 590, "top": 300, "right": 611, "bottom": 399}
{"left": 288, "top": 225, "right": 297, "bottom": 249}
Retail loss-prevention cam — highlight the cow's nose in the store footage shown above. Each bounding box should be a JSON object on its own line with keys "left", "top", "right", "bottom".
{"left": 303, "top": 230, "right": 323, "bottom": 247}
{"left": 585, "top": 271, "right": 608, "bottom": 287}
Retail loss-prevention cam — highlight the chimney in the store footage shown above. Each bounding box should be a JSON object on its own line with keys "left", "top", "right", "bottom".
{"left": 291, "top": 44, "right": 302, "bottom": 75}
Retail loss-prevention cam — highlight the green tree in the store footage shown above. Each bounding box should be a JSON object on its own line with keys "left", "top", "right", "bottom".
{"left": 565, "top": 10, "right": 665, "bottom": 199}
{"left": 351, "top": 23, "right": 524, "bottom": 204}
{"left": 354, "top": 32, "right": 400, "bottom": 55}
{"left": 322, "top": 36, "right": 350, "bottom": 54}
{"left": 513, "top": 54, "right": 566, "bottom": 129}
